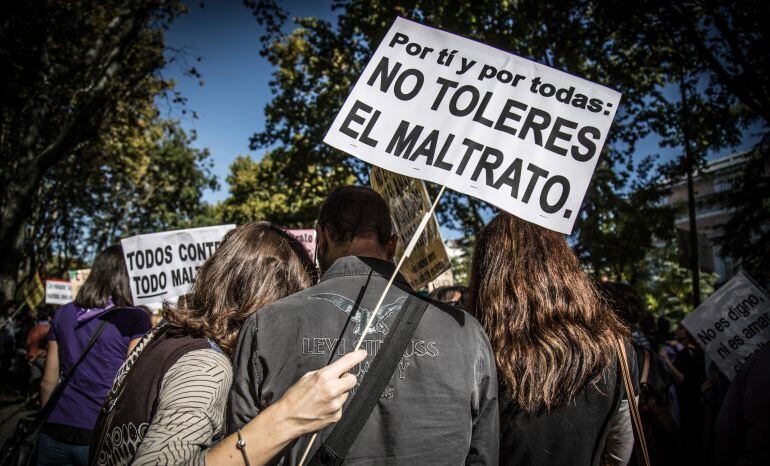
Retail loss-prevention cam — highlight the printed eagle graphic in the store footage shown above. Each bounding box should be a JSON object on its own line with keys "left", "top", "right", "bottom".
{"left": 308, "top": 293, "right": 407, "bottom": 336}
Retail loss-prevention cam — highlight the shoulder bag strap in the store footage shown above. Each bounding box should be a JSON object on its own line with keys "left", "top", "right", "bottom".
{"left": 615, "top": 337, "right": 650, "bottom": 466}
{"left": 36, "top": 308, "right": 123, "bottom": 425}
{"left": 309, "top": 295, "right": 429, "bottom": 465}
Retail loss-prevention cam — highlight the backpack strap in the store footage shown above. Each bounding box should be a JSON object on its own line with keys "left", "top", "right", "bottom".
{"left": 309, "top": 295, "right": 429, "bottom": 465}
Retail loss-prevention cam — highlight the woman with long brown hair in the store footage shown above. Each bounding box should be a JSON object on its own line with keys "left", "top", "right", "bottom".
{"left": 89, "top": 222, "right": 366, "bottom": 466}
{"left": 466, "top": 213, "right": 637, "bottom": 466}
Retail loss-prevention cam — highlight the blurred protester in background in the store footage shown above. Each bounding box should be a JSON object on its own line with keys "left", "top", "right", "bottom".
{"left": 714, "top": 346, "right": 770, "bottom": 466}
{"left": 655, "top": 317, "right": 673, "bottom": 351}
{"left": 598, "top": 282, "right": 649, "bottom": 353}
{"left": 599, "top": 282, "right": 681, "bottom": 465}
{"left": 658, "top": 324, "right": 706, "bottom": 465}
{"left": 427, "top": 285, "right": 467, "bottom": 308}
{"left": 702, "top": 357, "right": 732, "bottom": 466}
{"left": 467, "top": 213, "right": 637, "bottom": 466}
{"left": 13, "top": 306, "right": 38, "bottom": 393}
{"left": 25, "top": 307, "right": 51, "bottom": 405}
{"left": 90, "top": 222, "right": 365, "bottom": 466}
{"left": 0, "top": 301, "right": 17, "bottom": 389}
{"left": 39, "top": 245, "right": 151, "bottom": 466}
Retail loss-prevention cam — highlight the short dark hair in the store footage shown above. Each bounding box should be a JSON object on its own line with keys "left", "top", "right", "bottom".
{"left": 75, "top": 244, "right": 132, "bottom": 309}
{"left": 318, "top": 186, "right": 392, "bottom": 245}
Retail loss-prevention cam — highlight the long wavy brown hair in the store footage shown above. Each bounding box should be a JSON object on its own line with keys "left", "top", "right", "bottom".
{"left": 163, "top": 222, "right": 318, "bottom": 357}
{"left": 466, "top": 213, "right": 627, "bottom": 412}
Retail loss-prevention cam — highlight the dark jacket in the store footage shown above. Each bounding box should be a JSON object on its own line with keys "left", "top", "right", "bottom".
{"left": 499, "top": 342, "right": 639, "bottom": 466}
{"left": 715, "top": 345, "right": 770, "bottom": 466}
{"left": 226, "top": 256, "right": 499, "bottom": 465}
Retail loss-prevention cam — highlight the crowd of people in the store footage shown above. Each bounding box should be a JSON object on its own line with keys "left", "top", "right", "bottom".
{"left": 0, "top": 185, "right": 767, "bottom": 466}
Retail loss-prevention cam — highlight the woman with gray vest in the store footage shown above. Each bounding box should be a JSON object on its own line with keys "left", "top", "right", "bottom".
{"left": 89, "top": 222, "right": 366, "bottom": 466}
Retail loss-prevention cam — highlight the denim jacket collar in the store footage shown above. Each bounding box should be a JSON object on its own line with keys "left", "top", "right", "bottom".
{"left": 320, "top": 255, "right": 411, "bottom": 288}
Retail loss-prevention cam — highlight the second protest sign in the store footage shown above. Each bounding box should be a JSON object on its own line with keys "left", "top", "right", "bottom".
{"left": 121, "top": 225, "right": 235, "bottom": 305}
{"left": 370, "top": 166, "right": 450, "bottom": 289}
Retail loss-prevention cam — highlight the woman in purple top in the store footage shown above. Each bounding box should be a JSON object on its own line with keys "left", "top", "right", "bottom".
{"left": 39, "top": 245, "right": 151, "bottom": 466}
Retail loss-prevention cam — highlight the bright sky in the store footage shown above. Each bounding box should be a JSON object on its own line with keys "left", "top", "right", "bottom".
{"left": 164, "top": 1, "right": 761, "bottom": 210}
{"left": 163, "top": 0, "right": 337, "bottom": 203}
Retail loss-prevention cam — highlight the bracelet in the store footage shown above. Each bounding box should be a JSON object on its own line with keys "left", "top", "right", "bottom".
{"left": 236, "top": 429, "right": 251, "bottom": 466}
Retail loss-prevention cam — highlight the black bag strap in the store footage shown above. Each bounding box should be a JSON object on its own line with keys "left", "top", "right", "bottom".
{"left": 35, "top": 308, "right": 123, "bottom": 426}
{"left": 309, "top": 295, "right": 429, "bottom": 465}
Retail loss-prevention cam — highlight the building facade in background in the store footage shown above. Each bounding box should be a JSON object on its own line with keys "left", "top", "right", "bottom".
{"left": 664, "top": 152, "right": 751, "bottom": 285}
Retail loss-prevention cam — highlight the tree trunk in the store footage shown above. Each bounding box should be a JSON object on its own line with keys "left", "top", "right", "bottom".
{"left": 680, "top": 78, "right": 701, "bottom": 307}
{"left": 0, "top": 161, "right": 43, "bottom": 303}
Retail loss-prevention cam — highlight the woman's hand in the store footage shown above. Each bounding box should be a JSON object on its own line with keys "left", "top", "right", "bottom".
{"left": 272, "top": 349, "right": 367, "bottom": 437}
{"left": 207, "top": 349, "right": 368, "bottom": 466}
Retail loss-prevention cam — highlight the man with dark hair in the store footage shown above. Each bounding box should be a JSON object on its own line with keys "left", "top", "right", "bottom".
{"left": 315, "top": 185, "right": 397, "bottom": 272}
{"left": 227, "top": 185, "right": 498, "bottom": 465}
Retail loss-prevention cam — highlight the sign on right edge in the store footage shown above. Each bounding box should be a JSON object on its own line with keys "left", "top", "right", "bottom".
{"left": 324, "top": 17, "right": 621, "bottom": 234}
{"left": 683, "top": 271, "right": 770, "bottom": 379}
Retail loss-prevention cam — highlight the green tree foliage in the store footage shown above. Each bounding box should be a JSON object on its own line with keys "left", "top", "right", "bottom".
{"left": 642, "top": 245, "right": 719, "bottom": 325}
{"left": 26, "top": 118, "right": 218, "bottom": 279}
{"left": 575, "top": 157, "right": 675, "bottom": 282}
{"left": 446, "top": 237, "right": 474, "bottom": 285}
{"left": 222, "top": 153, "right": 356, "bottom": 227}
{"left": 0, "top": 0, "right": 188, "bottom": 300}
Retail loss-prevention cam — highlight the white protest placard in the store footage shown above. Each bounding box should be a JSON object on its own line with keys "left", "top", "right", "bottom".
{"left": 324, "top": 17, "right": 622, "bottom": 234}
{"left": 285, "top": 228, "right": 317, "bottom": 263}
{"left": 45, "top": 279, "right": 73, "bottom": 305}
{"left": 370, "top": 166, "right": 451, "bottom": 288}
{"left": 121, "top": 225, "right": 235, "bottom": 305}
{"left": 683, "top": 271, "right": 770, "bottom": 379}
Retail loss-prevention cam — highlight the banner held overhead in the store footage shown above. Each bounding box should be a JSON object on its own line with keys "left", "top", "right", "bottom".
{"left": 324, "top": 17, "right": 622, "bottom": 234}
